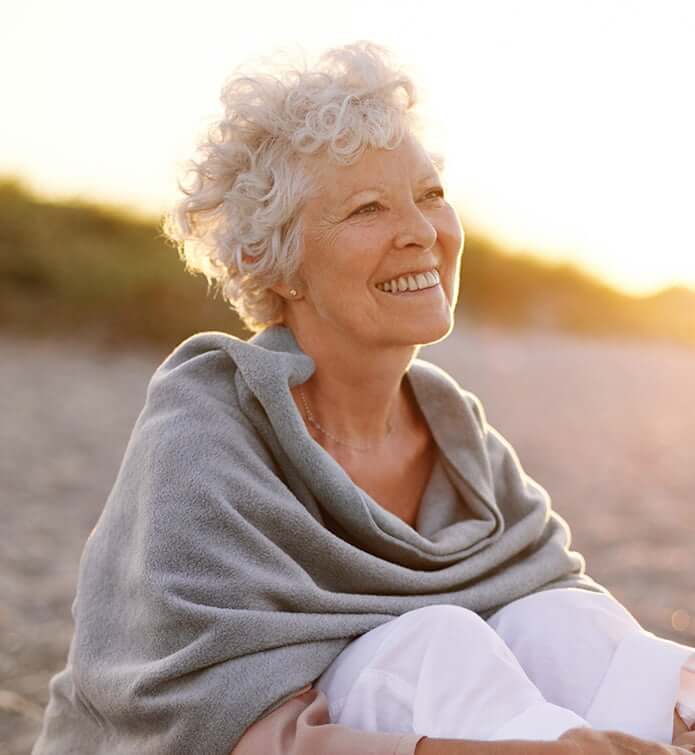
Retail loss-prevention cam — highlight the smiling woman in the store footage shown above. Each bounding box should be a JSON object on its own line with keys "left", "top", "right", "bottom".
{"left": 161, "top": 41, "right": 449, "bottom": 337}
{"left": 279, "top": 131, "right": 463, "bottom": 355}
{"left": 32, "top": 40, "right": 695, "bottom": 755}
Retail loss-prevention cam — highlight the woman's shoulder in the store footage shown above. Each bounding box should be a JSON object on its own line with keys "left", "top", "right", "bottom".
{"left": 92, "top": 332, "right": 281, "bottom": 549}
{"left": 142, "top": 330, "right": 273, "bottom": 424}
{"left": 147, "top": 330, "right": 245, "bottom": 399}
{"left": 131, "top": 331, "right": 270, "bottom": 461}
{"left": 146, "top": 326, "right": 313, "bottom": 413}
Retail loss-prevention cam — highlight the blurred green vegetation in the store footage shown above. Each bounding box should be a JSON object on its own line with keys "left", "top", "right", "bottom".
{"left": 457, "top": 233, "right": 695, "bottom": 347}
{"left": 0, "top": 178, "right": 250, "bottom": 350}
{"left": 1, "top": 177, "right": 693, "bottom": 351}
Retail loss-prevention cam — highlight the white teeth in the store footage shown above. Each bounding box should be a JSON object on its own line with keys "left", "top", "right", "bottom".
{"left": 375, "top": 268, "right": 440, "bottom": 293}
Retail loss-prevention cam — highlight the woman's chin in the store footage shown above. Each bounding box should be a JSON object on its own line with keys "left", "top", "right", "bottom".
{"left": 417, "top": 318, "right": 454, "bottom": 345}
{"left": 379, "top": 312, "right": 453, "bottom": 347}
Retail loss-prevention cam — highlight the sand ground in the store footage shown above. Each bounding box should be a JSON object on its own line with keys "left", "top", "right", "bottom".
{"left": 2, "top": 324, "right": 694, "bottom": 754}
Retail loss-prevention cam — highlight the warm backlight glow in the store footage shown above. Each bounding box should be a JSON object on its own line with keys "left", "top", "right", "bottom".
{"left": 2, "top": 0, "right": 694, "bottom": 296}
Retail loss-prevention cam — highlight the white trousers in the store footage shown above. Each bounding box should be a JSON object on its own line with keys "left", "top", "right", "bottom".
{"left": 315, "top": 588, "right": 694, "bottom": 744}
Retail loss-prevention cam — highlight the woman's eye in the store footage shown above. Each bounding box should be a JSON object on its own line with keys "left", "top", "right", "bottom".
{"left": 423, "top": 188, "right": 445, "bottom": 201}
{"left": 349, "top": 190, "right": 443, "bottom": 218}
{"left": 351, "top": 202, "right": 381, "bottom": 217}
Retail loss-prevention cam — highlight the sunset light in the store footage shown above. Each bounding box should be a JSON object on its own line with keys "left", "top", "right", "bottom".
{"left": 2, "top": 0, "right": 694, "bottom": 296}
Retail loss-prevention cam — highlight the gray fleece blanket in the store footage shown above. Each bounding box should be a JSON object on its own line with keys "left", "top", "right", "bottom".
{"left": 33, "top": 324, "right": 608, "bottom": 754}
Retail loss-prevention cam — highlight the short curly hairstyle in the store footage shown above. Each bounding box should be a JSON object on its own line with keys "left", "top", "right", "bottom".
{"left": 162, "top": 40, "right": 443, "bottom": 334}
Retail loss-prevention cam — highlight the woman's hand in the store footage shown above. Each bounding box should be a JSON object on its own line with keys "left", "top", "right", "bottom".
{"left": 559, "top": 727, "right": 695, "bottom": 754}
{"left": 675, "top": 710, "right": 691, "bottom": 741}
{"left": 674, "top": 732, "right": 695, "bottom": 750}
{"left": 413, "top": 730, "right": 695, "bottom": 755}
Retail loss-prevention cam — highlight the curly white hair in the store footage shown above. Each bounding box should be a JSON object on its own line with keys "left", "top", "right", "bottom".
{"left": 162, "top": 40, "right": 442, "bottom": 333}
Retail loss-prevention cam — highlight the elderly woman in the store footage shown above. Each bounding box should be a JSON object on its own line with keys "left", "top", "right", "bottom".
{"left": 34, "top": 42, "right": 695, "bottom": 755}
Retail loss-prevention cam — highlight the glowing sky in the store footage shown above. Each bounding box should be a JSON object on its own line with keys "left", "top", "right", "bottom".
{"left": 2, "top": 0, "right": 694, "bottom": 296}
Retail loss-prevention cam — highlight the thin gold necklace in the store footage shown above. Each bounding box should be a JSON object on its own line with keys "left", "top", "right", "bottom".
{"left": 297, "top": 384, "right": 393, "bottom": 452}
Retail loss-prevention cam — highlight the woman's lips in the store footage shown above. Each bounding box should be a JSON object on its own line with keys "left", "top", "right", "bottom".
{"left": 375, "top": 283, "right": 441, "bottom": 296}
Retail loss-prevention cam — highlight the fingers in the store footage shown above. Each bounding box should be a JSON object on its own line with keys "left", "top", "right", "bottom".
{"left": 673, "top": 730, "right": 695, "bottom": 750}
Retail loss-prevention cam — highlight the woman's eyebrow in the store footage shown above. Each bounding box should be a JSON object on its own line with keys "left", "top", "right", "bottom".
{"left": 338, "top": 185, "right": 386, "bottom": 207}
{"left": 337, "top": 175, "right": 441, "bottom": 207}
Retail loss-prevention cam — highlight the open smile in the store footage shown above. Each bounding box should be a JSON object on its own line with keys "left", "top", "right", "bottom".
{"left": 374, "top": 267, "right": 441, "bottom": 295}
{"left": 375, "top": 282, "right": 441, "bottom": 297}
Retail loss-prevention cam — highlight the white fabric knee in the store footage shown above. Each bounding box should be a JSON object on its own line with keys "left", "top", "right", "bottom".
{"left": 487, "top": 588, "right": 695, "bottom": 743}
{"left": 315, "top": 604, "right": 589, "bottom": 741}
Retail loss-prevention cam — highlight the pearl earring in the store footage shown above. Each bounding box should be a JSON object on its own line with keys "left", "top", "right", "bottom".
{"left": 289, "top": 289, "right": 297, "bottom": 297}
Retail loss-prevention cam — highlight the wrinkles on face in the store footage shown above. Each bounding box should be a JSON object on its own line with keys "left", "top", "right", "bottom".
{"left": 290, "top": 134, "right": 463, "bottom": 348}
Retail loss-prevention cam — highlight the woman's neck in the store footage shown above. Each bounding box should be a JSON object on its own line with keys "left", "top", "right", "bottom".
{"left": 289, "top": 326, "right": 419, "bottom": 449}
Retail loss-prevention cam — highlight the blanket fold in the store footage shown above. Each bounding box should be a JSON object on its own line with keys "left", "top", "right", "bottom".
{"left": 33, "top": 325, "right": 607, "bottom": 755}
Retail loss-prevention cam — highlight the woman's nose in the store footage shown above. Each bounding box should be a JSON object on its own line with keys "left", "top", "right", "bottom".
{"left": 392, "top": 202, "right": 437, "bottom": 250}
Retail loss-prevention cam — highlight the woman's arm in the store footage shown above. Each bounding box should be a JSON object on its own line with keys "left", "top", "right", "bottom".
{"left": 415, "top": 737, "right": 565, "bottom": 754}
{"left": 416, "top": 729, "right": 695, "bottom": 754}
{"left": 230, "top": 687, "right": 423, "bottom": 755}
{"left": 230, "top": 688, "right": 695, "bottom": 755}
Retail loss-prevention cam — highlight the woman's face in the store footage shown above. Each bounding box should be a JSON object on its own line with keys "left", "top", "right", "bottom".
{"left": 288, "top": 133, "right": 464, "bottom": 350}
